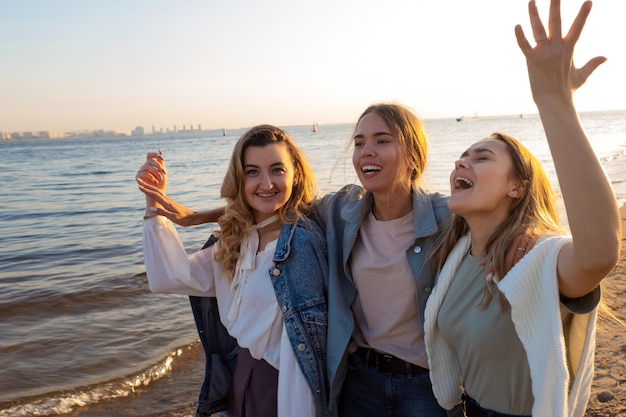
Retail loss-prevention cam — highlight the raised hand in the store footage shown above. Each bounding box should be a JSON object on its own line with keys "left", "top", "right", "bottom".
{"left": 136, "top": 151, "right": 217, "bottom": 226}
{"left": 514, "top": 0, "right": 620, "bottom": 298}
{"left": 136, "top": 150, "right": 167, "bottom": 194}
{"left": 514, "top": 0, "right": 606, "bottom": 104}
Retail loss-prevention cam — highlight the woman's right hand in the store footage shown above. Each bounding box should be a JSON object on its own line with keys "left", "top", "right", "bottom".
{"left": 141, "top": 186, "right": 206, "bottom": 227}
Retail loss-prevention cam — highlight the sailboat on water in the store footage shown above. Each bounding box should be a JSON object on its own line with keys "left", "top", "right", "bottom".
{"left": 456, "top": 111, "right": 479, "bottom": 122}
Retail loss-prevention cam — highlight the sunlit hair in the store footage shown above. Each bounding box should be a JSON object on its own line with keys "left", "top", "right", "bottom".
{"left": 348, "top": 102, "right": 428, "bottom": 194}
{"left": 430, "top": 132, "right": 565, "bottom": 307}
{"left": 214, "top": 124, "right": 317, "bottom": 279}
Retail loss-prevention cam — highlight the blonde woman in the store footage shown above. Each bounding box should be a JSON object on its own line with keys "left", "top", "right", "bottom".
{"left": 137, "top": 125, "right": 333, "bottom": 417}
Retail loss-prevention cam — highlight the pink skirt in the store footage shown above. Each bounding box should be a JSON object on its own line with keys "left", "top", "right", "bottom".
{"left": 229, "top": 347, "right": 279, "bottom": 417}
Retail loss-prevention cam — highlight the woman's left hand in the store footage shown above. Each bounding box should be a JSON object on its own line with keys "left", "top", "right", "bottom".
{"left": 514, "top": 0, "right": 606, "bottom": 105}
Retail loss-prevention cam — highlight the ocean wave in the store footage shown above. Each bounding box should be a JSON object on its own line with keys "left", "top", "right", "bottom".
{"left": 600, "top": 148, "right": 626, "bottom": 163}
{"left": 0, "top": 343, "right": 197, "bottom": 417}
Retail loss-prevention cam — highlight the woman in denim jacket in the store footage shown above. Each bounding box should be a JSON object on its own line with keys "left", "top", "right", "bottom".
{"left": 146, "top": 104, "right": 453, "bottom": 416}
{"left": 136, "top": 125, "right": 332, "bottom": 417}
{"left": 141, "top": 104, "right": 534, "bottom": 417}
{"left": 312, "top": 104, "right": 450, "bottom": 416}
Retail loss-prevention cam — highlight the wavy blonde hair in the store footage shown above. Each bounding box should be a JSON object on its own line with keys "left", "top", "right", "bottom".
{"left": 430, "top": 132, "right": 565, "bottom": 306}
{"left": 213, "top": 124, "right": 317, "bottom": 279}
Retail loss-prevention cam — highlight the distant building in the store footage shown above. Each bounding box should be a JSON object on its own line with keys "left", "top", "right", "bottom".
{"left": 3, "top": 131, "right": 63, "bottom": 139}
{"left": 37, "top": 131, "right": 64, "bottom": 139}
{"left": 132, "top": 126, "right": 145, "bottom": 136}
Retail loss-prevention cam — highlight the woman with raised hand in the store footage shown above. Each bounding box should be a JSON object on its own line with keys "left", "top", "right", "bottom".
{"left": 137, "top": 125, "right": 333, "bottom": 417}
{"left": 424, "top": 1, "right": 621, "bottom": 416}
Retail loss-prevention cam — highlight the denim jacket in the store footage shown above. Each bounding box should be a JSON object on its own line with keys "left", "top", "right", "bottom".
{"left": 313, "top": 184, "right": 450, "bottom": 412}
{"left": 190, "top": 217, "right": 333, "bottom": 417}
{"left": 190, "top": 235, "right": 237, "bottom": 417}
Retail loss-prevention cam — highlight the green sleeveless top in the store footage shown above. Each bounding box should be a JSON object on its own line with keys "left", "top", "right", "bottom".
{"left": 438, "top": 252, "right": 533, "bottom": 415}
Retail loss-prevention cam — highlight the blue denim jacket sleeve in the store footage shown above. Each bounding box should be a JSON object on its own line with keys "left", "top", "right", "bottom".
{"left": 190, "top": 234, "right": 238, "bottom": 417}
{"left": 271, "top": 217, "right": 334, "bottom": 417}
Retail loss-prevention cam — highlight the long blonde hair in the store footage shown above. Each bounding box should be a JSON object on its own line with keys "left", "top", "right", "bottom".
{"left": 214, "top": 125, "right": 317, "bottom": 278}
{"left": 431, "top": 132, "right": 565, "bottom": 305}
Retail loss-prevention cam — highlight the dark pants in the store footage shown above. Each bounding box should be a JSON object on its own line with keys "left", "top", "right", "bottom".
{"left": 339, "top": 349, "right": 447, "bottom": 417}
{"left": 464, "top": 394, "right": 532, "bottom": 417}
{"left": 229, "top": 347, "right": 279, "bottom": 417}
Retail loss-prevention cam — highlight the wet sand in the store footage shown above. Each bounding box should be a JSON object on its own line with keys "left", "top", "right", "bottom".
{"left": 584, "top": 204, "right": 626, "bottom": 417}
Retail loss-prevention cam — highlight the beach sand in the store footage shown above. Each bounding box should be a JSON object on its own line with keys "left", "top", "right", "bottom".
{"left": 584, "top": 204, "right": 626, "bottom": 417}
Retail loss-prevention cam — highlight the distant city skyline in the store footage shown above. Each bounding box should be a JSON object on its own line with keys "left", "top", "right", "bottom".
{"left": 1, "top": 123, "right": 218, "bottom": 140}
{"left": 2, "top": 1, "right": 625, "bottom": 132}
{"left": 5, "top": 107, "right": 626, "bottom": 141}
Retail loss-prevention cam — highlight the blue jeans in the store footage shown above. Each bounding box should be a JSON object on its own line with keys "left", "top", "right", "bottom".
{"left": 339, "top": 351, "right": 447, "bottom": 417}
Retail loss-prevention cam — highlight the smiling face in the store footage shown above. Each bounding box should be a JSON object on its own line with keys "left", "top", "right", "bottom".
{"left": 448, "top": 138, "right": 522, "bottom": 223}
{"left": 352, "top": 111, "right": 412, "bottom": 197}
{"left": 243, "top": 143, "right": 295, "bottom": 223}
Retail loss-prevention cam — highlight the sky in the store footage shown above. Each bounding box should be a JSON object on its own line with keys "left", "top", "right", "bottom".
{"left": 1, "top": 0, "right": 625, "bottom": 133}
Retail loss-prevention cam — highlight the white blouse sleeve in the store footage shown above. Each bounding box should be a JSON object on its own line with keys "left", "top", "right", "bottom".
{"left": 142, "top": 216, "right": 216, "bottom": 297}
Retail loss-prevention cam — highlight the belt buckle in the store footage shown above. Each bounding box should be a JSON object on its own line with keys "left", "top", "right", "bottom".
{"left": 373, "top": 352, "right": 381, "bottom": 370}
{"left": 378, "top": 353, "right": 394, "bottom": 372}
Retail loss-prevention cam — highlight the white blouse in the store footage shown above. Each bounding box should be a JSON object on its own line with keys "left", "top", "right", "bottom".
{"left": 142, "top": 216, "right": 315, "bottom": 417}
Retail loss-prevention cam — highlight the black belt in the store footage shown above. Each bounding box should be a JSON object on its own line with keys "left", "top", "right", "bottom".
{"left": 463, "top": 394, "right": 531, "bottom": 417}
{"left": 355, "top": 347, "right": 428, "bottom": 375}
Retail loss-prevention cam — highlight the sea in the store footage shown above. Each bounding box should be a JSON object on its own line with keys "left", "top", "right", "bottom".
{"left": 1, "top": 110, "right": 625, "bottom": 417}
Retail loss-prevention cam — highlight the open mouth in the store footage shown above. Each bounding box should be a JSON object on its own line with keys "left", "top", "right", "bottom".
{"left": 454, "top": 176, "right": 474, "bottom": 190}
{"left": 362, "top": 165, "right": 382, "bottom": 174}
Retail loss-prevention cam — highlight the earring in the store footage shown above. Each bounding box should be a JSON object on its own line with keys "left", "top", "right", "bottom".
{"left": 509, "top": 190, "right": 518, "bottom": 196}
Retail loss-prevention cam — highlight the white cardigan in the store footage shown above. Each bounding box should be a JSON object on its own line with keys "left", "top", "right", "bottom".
{"left": 424, "top": 234, "right": 598, "bottom": 417}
